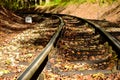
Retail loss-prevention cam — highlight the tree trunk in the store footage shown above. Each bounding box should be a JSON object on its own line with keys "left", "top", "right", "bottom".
{"left": 39, "top": 0, "right": 43, "bottom": 5}
{"left": 35, "top": 0, "right": 37, "bottom": 6}
{"left": 45, "top": 0, "right": 50, "bottom": 5}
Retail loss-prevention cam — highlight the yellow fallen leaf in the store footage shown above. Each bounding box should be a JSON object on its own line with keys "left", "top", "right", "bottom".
{"left": 5, "top": 59, "right": 11, "bottom": 65}
{"left": 0, "top": 70, "right": 10, "bottom": 76}
{"left": 93, "top": 73, "right": 105, "bottom": 79}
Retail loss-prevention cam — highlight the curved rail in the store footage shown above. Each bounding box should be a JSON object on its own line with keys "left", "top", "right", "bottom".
{"left": 17, "top": 15, "right": 64, "bottom": 80}
{"left": 55, "top": 13, "right": 120, "bottom": 55}
{"left": 85, "top": 19, "right": 120, "bottom": 55}
{"left": 17, "top": 13, "right": 120, "bottom": 80}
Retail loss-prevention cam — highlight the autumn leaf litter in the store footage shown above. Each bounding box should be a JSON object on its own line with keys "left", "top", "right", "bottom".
{"left": 0, "top": 23, "right": 47, "bottom": 79}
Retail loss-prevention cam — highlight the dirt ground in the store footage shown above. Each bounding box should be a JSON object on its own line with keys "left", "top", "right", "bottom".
{"left": 0, "top": 6, "right": 34, "bottom": 45}
{"left": 60, "top": 2, "right": 120, "bottom": 23}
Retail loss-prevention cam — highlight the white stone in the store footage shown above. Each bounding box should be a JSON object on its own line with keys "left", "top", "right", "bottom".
{"left": 25, "top": 16, "right": 32, "bottom": 23}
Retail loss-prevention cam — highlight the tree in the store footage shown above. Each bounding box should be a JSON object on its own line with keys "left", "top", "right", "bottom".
{"left": 45, "top": 0, "right": 50, "bottom": 4}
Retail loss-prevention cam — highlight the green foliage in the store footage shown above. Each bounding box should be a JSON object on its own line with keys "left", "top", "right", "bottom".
{"left": 72, "top": 0, "right": 118, "bottom": 4}
{"left": 87, "top": 0, "right": 96, "bottom": 3}
{"left": 0, "top": 0, "right": 118, "bottom": 10}
{"left": 98, "top": 0, "right": 118, "bottom": 5}
{"left": 71, "top": 0, "right": 86, "bottom": 4}
{"left": 49, "top": 0, "right": 118, "bottom": 6}
{"left": 54, "top": 0, "right": 61, "bottom": 3}
{"left": 0, "top": 0, "right": 22, "bottom": 10}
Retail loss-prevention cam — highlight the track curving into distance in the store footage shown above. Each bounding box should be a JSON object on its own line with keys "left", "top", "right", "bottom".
{"left": 17, "top": 13, "right": 120, "bottom": 80}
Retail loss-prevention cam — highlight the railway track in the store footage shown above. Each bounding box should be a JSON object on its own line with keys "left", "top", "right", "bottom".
{"left": 89, "top": 19, "right": 120, "bottom": 41}
{"left": 17, "top": 13, "right": 120, "bottom": 80}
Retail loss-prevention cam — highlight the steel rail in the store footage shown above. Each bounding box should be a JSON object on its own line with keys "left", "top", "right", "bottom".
{"left": 17, "top": 15, "right": 64, "bottom": 80}
{"left": 84, "top": 19, "right": 120, "bottom": 54}
{"left": 55, "top": 13, "right": 120, "bottom": 57}
{"left": 16, "top": 13, "right": 120, "bottom": 79}
{"left": 57, "top": 13, "right": 120, "bottom": 70}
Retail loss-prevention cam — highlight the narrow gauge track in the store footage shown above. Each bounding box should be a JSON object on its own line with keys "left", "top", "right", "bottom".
{"left": 17, "top": 13, "right": 120, "bottom": 80}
